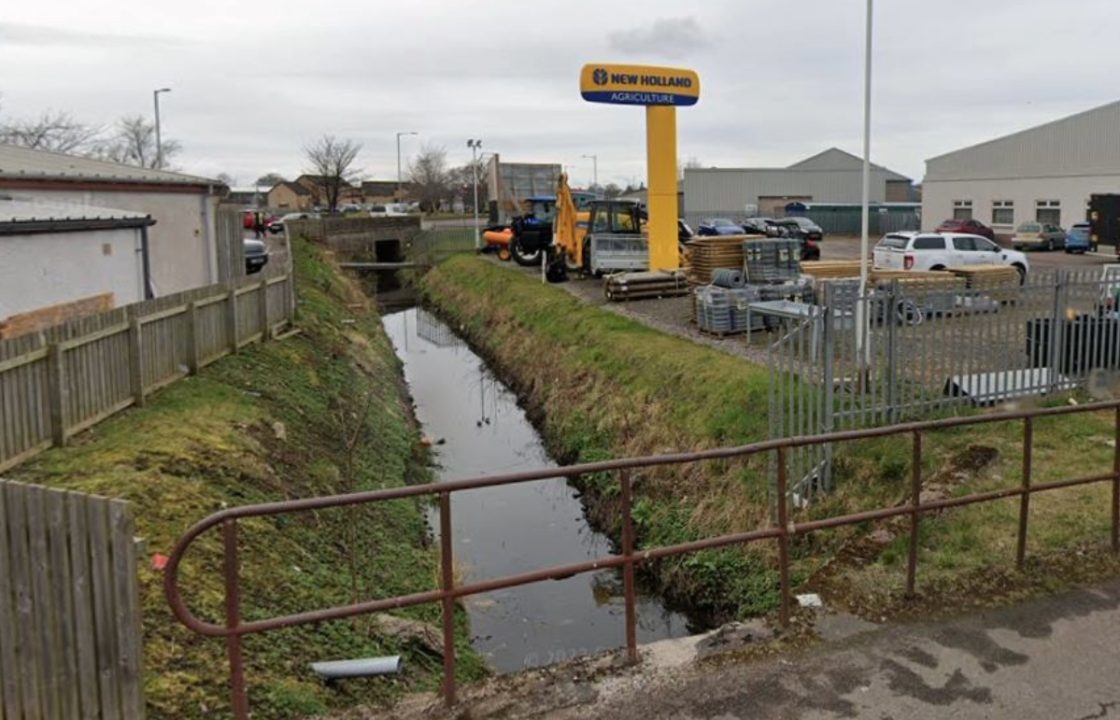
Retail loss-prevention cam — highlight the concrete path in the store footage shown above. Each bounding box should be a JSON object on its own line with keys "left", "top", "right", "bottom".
{"left": 371, "top": 579, "right": 1120, "bottom": 720}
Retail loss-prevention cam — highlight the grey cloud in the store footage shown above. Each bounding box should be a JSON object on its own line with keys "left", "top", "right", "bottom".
{"left": 608, "top": 17, "right": 705, "bottom": 59}
{"left": 0, "top": 22, "right": 188, "bottom": 48}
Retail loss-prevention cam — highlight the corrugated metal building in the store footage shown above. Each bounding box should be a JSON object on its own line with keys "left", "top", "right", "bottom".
{"left": 922, "top": 100, "right": 1120, "bottom": 233}
{"left": 683, "top": 148, "right": 912, "bottom": 226}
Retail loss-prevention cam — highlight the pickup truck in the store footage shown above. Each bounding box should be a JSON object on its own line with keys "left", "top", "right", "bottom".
{"left": 873, "top": 231, "right": 1029, "bottom": 282}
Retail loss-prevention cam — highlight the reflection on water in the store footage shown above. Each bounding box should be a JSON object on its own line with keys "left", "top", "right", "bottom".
{"left": 382, "top": 307, "right": 694, "bottom": 672}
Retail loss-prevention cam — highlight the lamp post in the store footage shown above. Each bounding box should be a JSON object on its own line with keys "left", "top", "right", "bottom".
{"left": 396, "top": 131, "right": 418, "bottom": 201}
{"left": 582, "top": 154, "right": 598, "bottom": 189}
{"left": 467, "top": 139, "right": 482, "bottom": 250}
{"left": 856, "top": 0, "right": 874, "bottom": 371}
{"left": 153, "top": 87, "right": 171, "bottom": 169}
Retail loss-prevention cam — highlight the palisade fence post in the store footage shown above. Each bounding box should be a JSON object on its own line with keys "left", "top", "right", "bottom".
{"left": 258, "top": 278, "right": 270, "bottom": 342}
{"left": 226, "top": 281, "right": 239, "bottom": 353}
{"left": 886, "top": 280, "right": 899, "bottom": 425}
{"left": 128, "top": 314, "right": 145, "bottom": 407}
{"left": 821, "top": 283, "right": 836, "bottom": 492}
{"left": 1048, "top": 270, "right": 1065, "bottom": 392}
{"left": 47, "top": 342, "right": 68, "bottom": 446}
{"left": 186, "top": 301, "right": 201, "bottom": 374}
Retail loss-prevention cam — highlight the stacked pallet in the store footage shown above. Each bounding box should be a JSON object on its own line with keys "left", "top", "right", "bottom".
{"left": 799, "top": 261, "right": 863, "bottom": 279}
{"left": 685, "top": 235, "right": 760, "bottom": 285}
{"left": 604, "top": 270, "right": 690, "bottom": 302}
{"left": 946, "top": 265, "right": 1020, "bottom": 301}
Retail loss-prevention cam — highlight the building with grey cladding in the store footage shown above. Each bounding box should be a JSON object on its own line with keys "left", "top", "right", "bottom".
{"left": 922, "top": 100, "right": 1120, "bottom": 234}
{"left": 682, "top": 148, "right": 913, "bottom": 224}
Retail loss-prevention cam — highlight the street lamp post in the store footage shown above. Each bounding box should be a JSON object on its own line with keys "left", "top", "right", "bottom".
{"left": 396, "top": 131, "right": 418, "bottom": 201}
{"left": 582, "top": 154, "right": 598, "bottom": 189}
{"left": 856, "top": 0, "right": 874, "bottom": 371}
{"left": 467, "top": 139, "right": 482, "bottom": 250}
{"left": 153, "top": 87, "right": 171, "bottom": 169}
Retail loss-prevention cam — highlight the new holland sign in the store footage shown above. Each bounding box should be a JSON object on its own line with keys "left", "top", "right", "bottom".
{"left": 580, "top": 63, "right": 700, "bottom": 107}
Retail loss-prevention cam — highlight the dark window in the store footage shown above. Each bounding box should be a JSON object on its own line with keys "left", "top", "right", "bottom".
{"left": 952, "top": 236, "right": 976, "bottom": 251}
{"left": 912, "top": 236, "right": 945, "bottom": 250}
{"left": 878, "top": 235, "right": 911, "bottom": 249}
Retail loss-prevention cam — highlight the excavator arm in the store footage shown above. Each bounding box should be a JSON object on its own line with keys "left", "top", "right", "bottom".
{"left": 553, "top": 172, "right": 582, "bottom": 268}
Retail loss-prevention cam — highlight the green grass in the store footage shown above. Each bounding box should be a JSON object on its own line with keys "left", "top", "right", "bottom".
{"left": 11, "top": 237, "right": 484, "bottom": 718}
{"left": 422, "top": 255, "right": 1120, "bottom": 623}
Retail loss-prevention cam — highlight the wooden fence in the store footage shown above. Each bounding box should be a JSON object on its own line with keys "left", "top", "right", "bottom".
{"left": 0, "top": 266, "right": 296, "bottom": 473}
{"left": 0, "top": 480, "right": 144, "bottom": 719}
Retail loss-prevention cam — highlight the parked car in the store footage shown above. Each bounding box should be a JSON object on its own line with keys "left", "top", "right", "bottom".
{"left": 697, "top": 218, "right": 745, "bottom": 236}
{"left": 935, "top": 218, "right": 997, "bottom": 241}
{"left": 740, "top": 217, "right": 786, "bottom": 237}
{"left": 1011, "top": 221, "right": 1065, "bottom": 251}
{"left": 873, "top": 231, "right": 1029, "bottom": 282}
{"left": 776, "top": 216, "right": 824, "bottom": 242}
{"left": 268, "top": 211, "right": 317, "bottom": 233}
{"left": 1064, "top": 222, "right": 1094, "bottom": 254}
{"left": 369, "top": 203, "right": 410, "bottom": 217}
{"left": 243, "top": 238, "right": 270, "bottom": 274}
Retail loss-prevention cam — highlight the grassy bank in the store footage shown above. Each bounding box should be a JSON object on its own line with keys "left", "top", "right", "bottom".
{"left": 10, "top": 237, "right": 484, "bottom": 718}
{"left": 421, "top": 255, "right": 1120, "bottom": 623}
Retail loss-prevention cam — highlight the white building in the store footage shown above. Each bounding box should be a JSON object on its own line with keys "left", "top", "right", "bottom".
{"left": 922, "top": 100, "right": 1120, "bottom": 235}
{"left": 0, "top": 196, "right": 153, "bottom": 337}
{"left": 0, "top": 144, "right": 225, "bottom": 294}
{"left": 683, "top": 148, "right": 913, "bottom": 223}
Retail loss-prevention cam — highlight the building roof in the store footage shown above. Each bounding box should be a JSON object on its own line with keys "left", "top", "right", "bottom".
{"left": 925, "top": 100, "right": 1120, "bottom": 182}
{"left": 270, "top": 181, "right": 311, "bottom": 196}
{"left": 787, "top": 147, "right": 911, "bottom": 182}
{"left": 0, "top": 143, "right": 220, "bottom": 187}
{"left": 0, "top": 194, "right": 153, "bottom": 233}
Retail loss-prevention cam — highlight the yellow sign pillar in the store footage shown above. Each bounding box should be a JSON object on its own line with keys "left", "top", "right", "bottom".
{"left": 645, "top": 105, "right": 679, "bottom": 271}
{"left": 580, "top": 63, "right": 699, "bottom": 273}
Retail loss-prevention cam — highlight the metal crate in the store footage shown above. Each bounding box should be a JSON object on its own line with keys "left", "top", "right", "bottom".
{"left": 590, "top": 234, "right": 648, "bottom": 274}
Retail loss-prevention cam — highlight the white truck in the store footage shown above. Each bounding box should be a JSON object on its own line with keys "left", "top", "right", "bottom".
{"left": 873, "top": 231, "right": 1029, "bottom": 282}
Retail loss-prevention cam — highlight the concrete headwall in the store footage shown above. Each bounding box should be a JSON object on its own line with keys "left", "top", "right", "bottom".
{"left": 288, "top": 216, "right": 421, "bottom": 254}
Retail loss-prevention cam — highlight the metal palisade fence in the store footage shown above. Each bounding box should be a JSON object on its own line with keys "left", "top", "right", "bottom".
{"left": 0, "top": 265, "right": 295, "bottom": 473}
{"left": 769, "top": 267, "right": 1120, "bottom": 503}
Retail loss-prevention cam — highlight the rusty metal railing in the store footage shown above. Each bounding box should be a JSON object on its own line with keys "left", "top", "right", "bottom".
{"left": 165, "top": 400, "right": 1120, "bottom": 718}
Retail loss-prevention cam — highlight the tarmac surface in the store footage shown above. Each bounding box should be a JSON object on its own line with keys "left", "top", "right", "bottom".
{"left": 368, "top": 579, "right": 1120, "bottom": 719}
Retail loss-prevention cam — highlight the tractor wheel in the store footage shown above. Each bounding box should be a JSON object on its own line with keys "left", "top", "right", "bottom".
{"left": 510, "top": 240, "right": 542, "bottom": 267}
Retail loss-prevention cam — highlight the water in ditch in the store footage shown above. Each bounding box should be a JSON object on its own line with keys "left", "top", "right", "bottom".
{"left": 382, "top": 306, "right": 694, "bottom": 673}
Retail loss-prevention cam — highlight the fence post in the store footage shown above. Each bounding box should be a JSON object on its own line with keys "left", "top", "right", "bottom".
{"left": 1017, "top": 417, "right": 1033, "bottom": 568}
{"left": 226, "top": 282, "right": 239, "bottom": 353}
{"left": 775, "top": 446, "right": 791, "bottom": 627}
{"left": 438, "top": 491, "right": 457, "bottom": 707}
{"left": 223, "top": 520, "right": 250, "bottom": 720}
{"left": 821, "top": 284, "right": 836, "bottom": 492}
{"left": 620, "top": 470, "right": 638, "bottom": 664}
{"left": 886, "top": 280, "right": 900, "bottom": 425}
{"left": 128, "top": 316, "right": 145, "bottom": 407}
{"left": 186, "top": 301, "right": 201, "bottom": 374}
{"left": 906, "top": 431, "right": 922, "bottom": 597}
{"left": 47, "top": 343, "right": 68, "bottom": 446}
{"left": 1048, "top": 270, "right": 1065, "bottom": 392}
{"left": 258, "top": 279, "right": 270, "bottom": 342}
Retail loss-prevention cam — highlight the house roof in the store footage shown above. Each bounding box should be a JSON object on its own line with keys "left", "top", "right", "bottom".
{"left": 0, "top": 143, "right": 220, "bottom": 187}
{"left": 270, "top": 181, "right": 311, "bottom": 196}
{"left": 0, "top": 194, "right": 154, "bottom": 233}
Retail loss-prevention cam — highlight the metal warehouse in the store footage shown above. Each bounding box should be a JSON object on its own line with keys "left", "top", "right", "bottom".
{"left": 682, "top": 147, "right": 913, "bottom": 225}
{"left": 922, "top": 100, "right": 1120, "bottom": 234}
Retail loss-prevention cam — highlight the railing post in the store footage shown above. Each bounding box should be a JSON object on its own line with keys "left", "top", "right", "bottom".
{"left": 227, "top": 282, "right": 239, "bottom": 353}
{"left": 258, "top": 279, "right": 271, "bottom": 342}
{"left": 775, "top": 446, "right": 791, "bottom": 627}
{"left": 47, "top": 342, "right": 68, "bottom": 446}
{"left": 620, "top": 470, "right": 638, "bottom": 664}
{"left": 439, "top": 491, "right": 457, "bottom": 706}
{"left": 128, "top": 315, "right": 145, "bottom": 407}
{"left": 223, "top": 520, "right": 249, "bottom": 719}
{"left": 1113, "top": 406, "right": 1119, "bottom": 553}
{"left": 186, "top": 301, "right": 201, "bottom": 374}
{"left": 1017, "top": 417, "right": 1033, "bottom": 568}
{"left": 906, "top": 431, "right": 922, "bottom": 597}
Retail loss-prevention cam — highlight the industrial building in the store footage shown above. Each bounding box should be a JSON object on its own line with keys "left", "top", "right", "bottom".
{"left": 682, "top": 148, "right": 913, "bottom": 226}
{"left": 922, "top": 100, "right": 1120, "bottom": 234}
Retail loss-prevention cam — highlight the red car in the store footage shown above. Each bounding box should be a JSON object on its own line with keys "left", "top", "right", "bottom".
{"left": 935, "top": 218, "right": 996, "bottom": 241}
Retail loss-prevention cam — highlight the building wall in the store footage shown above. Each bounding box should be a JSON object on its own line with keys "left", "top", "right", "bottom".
{"left": 0, "top": 226, "right": 144, "bottom": 319}
{"left": 921, "top": 174, "right": 1120, "bottom": 232}
{"left": 268, "top": 184, "right": 311, "bottom": 210}
{"left": 683, "top": 168, "right": 891, "bottom": 217}
{"left": 22, "top": 189, "right": 219, "bottom": 295}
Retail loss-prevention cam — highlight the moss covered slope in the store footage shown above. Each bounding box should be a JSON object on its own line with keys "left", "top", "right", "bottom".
{"left": 12, "top": 237, "right": 483, "bottom": 718}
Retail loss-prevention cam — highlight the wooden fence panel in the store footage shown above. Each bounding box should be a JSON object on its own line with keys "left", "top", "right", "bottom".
{"left": 0, "top": 480, "right": 145, "bottom": 719}
{"left": 0, "top": 267, "right": 294, "bottom": 472}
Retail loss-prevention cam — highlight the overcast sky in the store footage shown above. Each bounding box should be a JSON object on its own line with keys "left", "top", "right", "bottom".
{"left": 1, "top": 0, "right": 1115, "bottom": 188}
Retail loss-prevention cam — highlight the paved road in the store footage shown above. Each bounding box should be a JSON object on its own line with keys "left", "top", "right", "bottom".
{"left": 822, "top": 235, "right": 1116, "bottom": 272}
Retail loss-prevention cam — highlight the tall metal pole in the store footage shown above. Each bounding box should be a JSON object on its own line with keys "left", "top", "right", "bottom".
{"left": 396, "top": 131, "right": 418, "bottom": 201}
{"left": 856, "top": 0, "right": 874, "bottom": 368}
{"left": 153, "top": 87, "right": 170, "bottom": 169}
{"left": 582, "top": 154, "right": 598, "bottom": 188}
{"left": 468, "top": 139, "right": 482, "bottom": 250}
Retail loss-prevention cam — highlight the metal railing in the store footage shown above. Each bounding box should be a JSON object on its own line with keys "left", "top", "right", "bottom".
{"left": 164, "top": 401, "right": 1120, "bottom": 718}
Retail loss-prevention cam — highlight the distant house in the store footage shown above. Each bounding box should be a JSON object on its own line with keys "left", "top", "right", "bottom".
{"left": 267, "top": 181, "right": 313, "bottom": 211}
{"left": 290, "top": 174, "right": 363, "bottom": 209}
{"left": 0, "top": 144, "right": 225, "bottom": 296}
{"left": 0, "top": 195, "right": 155, "bottom": 338}
{"left": 360, "top": 180, "right": 399, "bottom": 203}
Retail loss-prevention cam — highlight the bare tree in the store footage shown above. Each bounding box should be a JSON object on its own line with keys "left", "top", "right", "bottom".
{"left": 255, "top": 172, "right": 287, "bottom": 187}
{"left": 303, "top": 135, "right": 362, "bottom": 214}
{"left": 215, "top": 172, "right": 235, "bottom": 186}
{"left": 100, "top": 115, "right": 182, "bottom": 169}
{"left": 447, "top": 158, "right": 488, "bottom": 212}
{"left": 0, "top": 109, "right": 101, "bottom": 154}
{"left": 408, "top": 144, "right": 451, "bottom": 214}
